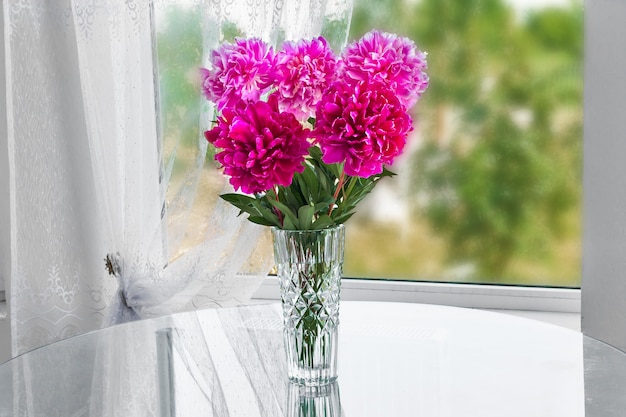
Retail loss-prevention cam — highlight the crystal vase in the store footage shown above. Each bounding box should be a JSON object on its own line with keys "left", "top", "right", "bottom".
{"left": 272, "top": 225, "right": 345, "bottom": 386}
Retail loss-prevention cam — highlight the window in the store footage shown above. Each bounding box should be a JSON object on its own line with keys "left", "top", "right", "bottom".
{"left": 155, "top": 0, "right": 583, "bottom": 289}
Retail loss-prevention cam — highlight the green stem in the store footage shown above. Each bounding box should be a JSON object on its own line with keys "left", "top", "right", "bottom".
{"left": 343, "top": 176, "right": 357, "bottom": 203}
{"left": 272, "top": 186, "right": 284, "bottom": 227}
{"left": 328, "top": 167, "right": 346, "bottom": 216}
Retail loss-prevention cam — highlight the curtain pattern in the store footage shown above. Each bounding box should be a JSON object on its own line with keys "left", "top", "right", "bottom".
{"left": 5, "top": 0, "right": 115, "bottom": 355}
{"left": 3, "top": 0, "right": 353, "bottom": 357}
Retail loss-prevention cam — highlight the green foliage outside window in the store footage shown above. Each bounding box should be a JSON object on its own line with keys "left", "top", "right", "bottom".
{"left": 348, "top": 0, "right": 582, "bottom": 285}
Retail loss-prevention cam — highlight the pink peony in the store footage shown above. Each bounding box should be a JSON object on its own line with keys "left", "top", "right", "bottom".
{"left": 204, "top": 96, "right": 311, "bottom": 194}
{"left": 201, "top": 38, "right": 277, "bottom": 111}
{"left": 314, "top": 80, "right": 413, "bottom": 178}
{"left": 274, "top": 36, "right": 338, "bottom": 120}
{"left": 342, "top": 30, "right": 428, "bottom": 110}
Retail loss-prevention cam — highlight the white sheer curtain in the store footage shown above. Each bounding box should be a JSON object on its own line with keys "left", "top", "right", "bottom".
{"left": 2, "top": 0, "right": 353, "bottom": 358}
{"left": 4, "top": 0, "right": 115, "bottom": 356}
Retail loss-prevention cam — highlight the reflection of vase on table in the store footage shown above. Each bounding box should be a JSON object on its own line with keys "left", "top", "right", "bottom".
{"left": 288, "top": 381, "right": 342, "bottom": 417}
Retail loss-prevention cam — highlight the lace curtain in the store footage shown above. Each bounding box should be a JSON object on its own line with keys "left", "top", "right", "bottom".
{"left": 2, "top": 0, "right": 353, "bottom": 357}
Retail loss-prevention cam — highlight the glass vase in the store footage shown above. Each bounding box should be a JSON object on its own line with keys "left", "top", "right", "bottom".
{"left": 272, "top": 225, "right": 345, "bottom": 386}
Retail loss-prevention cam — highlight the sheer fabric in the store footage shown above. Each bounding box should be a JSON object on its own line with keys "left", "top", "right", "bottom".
{"left": 3, "top": 0, "right": 353, "bottom": 358}
{"left": 4, "top": 0, "right": 115, "bottom": 356}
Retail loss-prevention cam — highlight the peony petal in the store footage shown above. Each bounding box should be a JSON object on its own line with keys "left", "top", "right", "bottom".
{"left": 204, "top": 127, "right": 221, "bottom": 144}
{"left": 321, "top": 146, "right": 346, "bottom": 164}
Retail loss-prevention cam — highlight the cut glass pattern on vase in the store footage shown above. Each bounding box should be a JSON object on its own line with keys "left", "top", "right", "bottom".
{"left": 273, "top": 225, "right": 345, "bottom": 386}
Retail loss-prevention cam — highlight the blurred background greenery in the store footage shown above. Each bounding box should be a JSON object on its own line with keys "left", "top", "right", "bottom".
{"left": 346, "top": 0, "right": 582, "bottom": 286}
{"left": 155, "top": 0, "right": 583, "bottom": 287}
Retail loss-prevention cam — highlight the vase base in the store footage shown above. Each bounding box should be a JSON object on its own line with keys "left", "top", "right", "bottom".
{"left": 284, "top": 327, "right": 339, "bottom": 387}
{"left": 289, "top": 374, "right": 338, "bottom": 387}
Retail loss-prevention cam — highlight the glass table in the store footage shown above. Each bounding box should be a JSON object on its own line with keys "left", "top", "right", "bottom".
{"left": 0, "top": 301, "right": 623, "bottom": 416}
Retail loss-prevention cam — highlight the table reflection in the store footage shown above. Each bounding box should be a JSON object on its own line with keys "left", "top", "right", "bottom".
{"left": 584, "top": 337, "right": 626, "bottom": 417}
{"left": 287, "top": 382, "right": 341, "bottom": 417}
{"left": 0, "top": 302, "right": 625, "bottom": 416}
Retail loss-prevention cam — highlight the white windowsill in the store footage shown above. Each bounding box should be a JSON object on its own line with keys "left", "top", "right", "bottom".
{"left": 252, "top": 278, "right": 581, "bottom": 331}
{"left": 253, "top": 277, "right": 581, "bottom": 313}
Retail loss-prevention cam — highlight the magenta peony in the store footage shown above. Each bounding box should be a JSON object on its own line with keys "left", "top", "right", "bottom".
{"left": 342, "top": 30, "right": 429, "bottom": 110}
{"left": 314, "top": 80, "right": 413, "bottom": 178}
{"left": 201, "top": 38, "right": 277, "bottom": 111}
{"left": 274, "top": 36, "right": 338, "bottom": 120}
{"left": 204, "top": 96, "right": 311, "bottom": 194}
{"left": 202, "top": 31, "right": 429, "bottom": 229}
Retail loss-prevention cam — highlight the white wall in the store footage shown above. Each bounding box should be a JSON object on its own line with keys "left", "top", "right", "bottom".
{"left": 0, "top": 2, "right": 11, "bottom": 360}
{"left": 581, "top": 0, "right": 626, "bottom": 351}
{"left": 0, "top": 0, "right": 9, "bottom": 297}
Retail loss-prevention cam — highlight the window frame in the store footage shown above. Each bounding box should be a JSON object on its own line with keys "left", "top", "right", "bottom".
{"left": 254, "top": 277, "right": 581, "bottom": 312}
{"left": 0, "top": 2, "right": 7, "bottom": 305}
{"left": 579, "top": 0, "right": 626, "bottom": 350}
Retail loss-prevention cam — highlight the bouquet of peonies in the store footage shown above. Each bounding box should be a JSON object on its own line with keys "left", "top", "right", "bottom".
{"left": 201, "top": 30, "right": 428, "bottom": 230}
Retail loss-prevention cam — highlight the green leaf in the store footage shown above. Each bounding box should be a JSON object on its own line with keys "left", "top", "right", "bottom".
{"left": 311, "top": 214, "right": 335, "bottom": 229}
{"left": 297, "top": 205, "right": 315, "bottom": 230}
{"left": 309, "top": 145, "right": 323, "bottom": 160}
{"left": 269, "top": 199, "right": 299, "bottom": 225}
{"left": 282, "top": 186, "right": 305, "bottom": 209}
{"left": 282, "top": 216, "right": 297, "bottom": 230}
{"left": 300, "top": 165, "right": 320, "bottom": 201}
{"left": 248, "top": 215, "right": 279, "bottom": 227}
{"left": 295, "top": 173, "right": 311, "bottom": 202}
{"left": 313, "top": 202, "right": 331, "bottom": 213}
{"left": 219, "top": 193, "right": 260, "bottom": 217}
{"left": 331, "top": 212, "right": 355, "bottom": 224}
{"left": 381, "top": 166, "right": 397, "bottom": 178}
{"left": 220, "top": 193, "right": 254, "bottom": 203}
